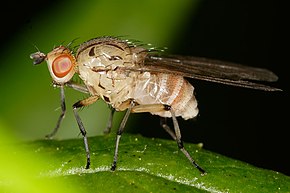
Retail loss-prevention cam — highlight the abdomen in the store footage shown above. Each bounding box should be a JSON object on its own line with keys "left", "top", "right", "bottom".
{"left": 132, "top": 72, "right": 198, "bottom": 120}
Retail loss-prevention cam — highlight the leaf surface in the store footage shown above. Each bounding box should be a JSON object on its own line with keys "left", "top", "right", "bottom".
{"left": 17, "top": 134, "right": 290, "bottom": 193}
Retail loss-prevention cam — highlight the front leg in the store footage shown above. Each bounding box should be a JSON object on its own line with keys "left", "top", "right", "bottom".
{"left": 66, "top": 81, "right": 89, "bottom": 94}
{"left": 46, "top": 81, "right": 89, "bottom": 139}
{"left": 73, "top": 95, "right": 99, "bottom": 169}
{"left": 46, "top": 85, "right": 66, "bottom": 139}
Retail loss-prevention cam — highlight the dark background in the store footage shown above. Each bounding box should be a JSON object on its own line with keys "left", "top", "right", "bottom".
{"left": 132, "top": 1, "right": 289, "bottom": 176}
{"left": 1, "top": 1, "right": 289, "bottom": 176}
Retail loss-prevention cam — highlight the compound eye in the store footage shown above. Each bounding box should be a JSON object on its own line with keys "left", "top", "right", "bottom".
{"left": 52, "top": 55, "right": 73, "bottom": 78}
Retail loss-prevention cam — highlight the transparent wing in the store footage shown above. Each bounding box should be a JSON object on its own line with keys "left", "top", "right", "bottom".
{"left": 130, "top": 54, "right": 280, "bottom": 91}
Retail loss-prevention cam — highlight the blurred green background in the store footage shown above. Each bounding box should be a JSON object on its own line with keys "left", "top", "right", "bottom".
{"left": 0, "top": 0, "right": 199, "bottom": 140}
{"left": 0, "top": 0, "right": 289, "bottom": 178}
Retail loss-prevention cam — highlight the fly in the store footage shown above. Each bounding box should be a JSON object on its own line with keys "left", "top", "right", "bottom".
{"left": 30, "top": 36, "right": 281, "bottom": 175}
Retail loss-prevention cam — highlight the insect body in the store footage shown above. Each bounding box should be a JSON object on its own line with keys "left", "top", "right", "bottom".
{"left": 76, "top": 38, "right": 198, "bottom": 119}
{"left": 30, "top": 36, "right": 280, "bottom": 174}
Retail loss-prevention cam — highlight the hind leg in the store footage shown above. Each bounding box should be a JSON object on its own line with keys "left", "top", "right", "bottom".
{"left": 131, "top": 103, "right": 206, "bottom": 174}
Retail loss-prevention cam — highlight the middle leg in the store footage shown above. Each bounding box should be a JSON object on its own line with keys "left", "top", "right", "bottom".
{"left": 111, "top": 100, "right": 135, "bottom": 171}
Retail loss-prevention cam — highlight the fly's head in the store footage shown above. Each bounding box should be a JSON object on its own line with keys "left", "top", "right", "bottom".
{"left": 30, "top": 46, "right": 77, "bottom": 85}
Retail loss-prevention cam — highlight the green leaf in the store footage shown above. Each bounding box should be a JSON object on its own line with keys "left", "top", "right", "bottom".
{"left": 3, "top": 133, "right": 289, "bottom": 193}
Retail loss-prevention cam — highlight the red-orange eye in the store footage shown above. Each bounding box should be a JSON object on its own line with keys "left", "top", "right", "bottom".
{"left": 52, "top": 55, "right": 73, "bottom": 78}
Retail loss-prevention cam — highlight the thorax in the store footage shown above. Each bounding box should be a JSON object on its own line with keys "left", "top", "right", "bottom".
{"left": 76, "top": 37, "right": 147, "bottom": 109}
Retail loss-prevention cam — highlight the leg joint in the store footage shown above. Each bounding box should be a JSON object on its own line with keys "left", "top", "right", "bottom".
{"left": 163, "top": 104, "right": 171, "bottom": 111}
{"left": 73, "top": 101, "right": 83, "bottom": 109}
{"left": 177, "top": 141, "right": 184, "bottom": 149}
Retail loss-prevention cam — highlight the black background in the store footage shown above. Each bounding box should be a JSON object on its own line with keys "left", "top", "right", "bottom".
{"left": 2, "top": 1, "right": 289, "bottom": 175}
{"left": 134, "top": 1, "right": 289, "bottom": 176}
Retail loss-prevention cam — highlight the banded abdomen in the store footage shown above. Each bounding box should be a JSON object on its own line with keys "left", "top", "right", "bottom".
{"left": 133, "top": 72, "right": 198, "bottom": 120}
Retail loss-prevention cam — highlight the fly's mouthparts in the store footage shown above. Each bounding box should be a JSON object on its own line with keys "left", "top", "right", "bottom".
{"left": 30, "top": 52, "right": 46, "bottom": 65}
